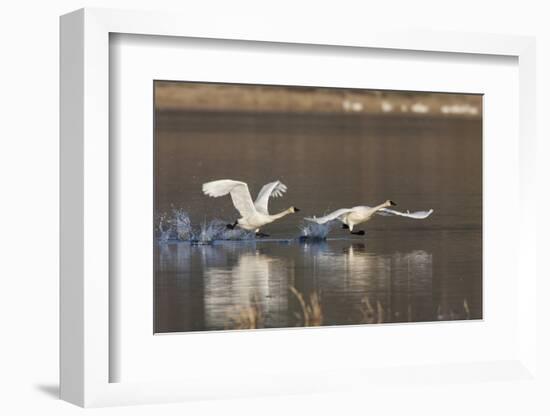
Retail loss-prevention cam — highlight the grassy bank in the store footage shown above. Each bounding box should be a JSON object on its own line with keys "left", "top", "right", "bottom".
{"left": 155, "top": 81, "right": 482, "bottom": 119}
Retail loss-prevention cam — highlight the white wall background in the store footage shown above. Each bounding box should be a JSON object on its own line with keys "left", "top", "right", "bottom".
{"left": 0, "top": 1, "right": 548, "bottom": 415}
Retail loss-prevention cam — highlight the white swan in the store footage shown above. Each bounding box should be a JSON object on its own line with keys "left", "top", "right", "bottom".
{"left": 305, "top": 200, "right": 433, "bottom": 235}
{"left": 202, "top": 179, "right": 300, "bottom": 236}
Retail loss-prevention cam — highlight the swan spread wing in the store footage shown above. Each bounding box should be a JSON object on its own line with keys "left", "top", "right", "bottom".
{"left": 377, "top": 208, "right": 434, "bottom": 219}
{"left": 254, "top": 180, "right": 287, "bottom": 215}
{"left": 304, "top": 208, "right": 354, "bottom": 224}
{"left": 202, "top": 180, "right": 256, "bottom": 218}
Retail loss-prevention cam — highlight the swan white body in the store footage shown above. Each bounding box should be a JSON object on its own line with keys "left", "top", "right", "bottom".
{"left": 202, "top": 179, "right": 299, "bottom": 232}
{"left": 305, "top": 200, "right": 433, "bottom": 232}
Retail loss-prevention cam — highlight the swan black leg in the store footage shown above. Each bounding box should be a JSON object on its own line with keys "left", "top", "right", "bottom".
{"left": 255, "top": 232, "right": 270, "bottom": 238}
{"left": 342, "top": 223, "right": 349, "bottom": 229}
{"left": 226, "top": 220, "right": 238, "bottom": 230}
{"left": 350, "top": 230, "right": 365, "bottom": 236}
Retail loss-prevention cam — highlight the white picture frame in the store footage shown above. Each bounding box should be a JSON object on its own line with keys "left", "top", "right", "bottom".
{"left": 60, "top": 7, "right": 538, "bottom": 407}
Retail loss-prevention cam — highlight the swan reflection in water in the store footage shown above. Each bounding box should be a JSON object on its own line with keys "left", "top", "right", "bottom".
{"left": 297, "top": 242, "right": 434, "bottom": 325}
{"left": 155, "top": 239, "right": 460, "bottom": 331}
{"left": 202, "top": 247, "right": 291, "bottom": 329}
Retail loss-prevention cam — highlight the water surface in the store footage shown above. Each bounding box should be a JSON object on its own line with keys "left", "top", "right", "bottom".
{"left": 154, "top": 111, "right": 482, "bottom": 332}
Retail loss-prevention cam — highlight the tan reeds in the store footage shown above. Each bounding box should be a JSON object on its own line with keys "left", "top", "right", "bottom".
{"left": 463, "top": 299, "right": 470, "bottom": 320}
{"left": 436, "top": 298, "right": 473, "bottom": 321}
{"left": 358, "top": 296, "right": 385, "bottom": 324}
{"left": 289, "top": 286, "right": 323, "bottom": 327}
{"left": 225, "top": 293, "right": 263, "bottom": 330}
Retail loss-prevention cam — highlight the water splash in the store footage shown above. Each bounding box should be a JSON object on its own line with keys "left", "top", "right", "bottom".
{"left": 158, "top": 207, "right": 192, "bottom": 242}
{"left": 191, "top": 220, "right": 223, "bottom": 245}
{"left": 157, "top": 209, "right": 255, "bottom": 243}
{"left": 190, "top": 219, "right": 254, "bottom": 244}
{"left": 298, "top": 221, "right": 333, "bottom": 241}
{"left": 218, "top": 225, "right": 256, "bottom": 242}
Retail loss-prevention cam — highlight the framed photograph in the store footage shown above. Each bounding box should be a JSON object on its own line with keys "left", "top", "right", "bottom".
{"left": 60, "top": 8, "right": 538, "bottom": 408}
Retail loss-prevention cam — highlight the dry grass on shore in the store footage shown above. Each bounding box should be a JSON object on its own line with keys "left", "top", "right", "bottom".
{"left": 224, "top": 288, "right": 474, "bottom": 330}
{"left": 225, "top": 293, "right": 263, "bottom": 330}
{"left": 289, "top": 286, "right": 323, "bottom": 327}
{"left": 358, "top": 296, "right": 385, "bottom": 324}
{"left": 155, "top": 81, "right": 482, "bottom": 119}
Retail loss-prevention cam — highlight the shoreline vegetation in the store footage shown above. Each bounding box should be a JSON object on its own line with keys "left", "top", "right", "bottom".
{"left": 224, "top": 287, "right": 472, "bottom": 330}
{"left": 155, "top": 81, "right": 482, "bottom": 120}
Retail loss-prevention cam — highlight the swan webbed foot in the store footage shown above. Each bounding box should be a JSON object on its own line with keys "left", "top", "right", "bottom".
{"left": 342, "top": 223, "right": 349, "bottom": 229}
{"left": 226, "top": 221, "right": 238, "bottom": 230}
{"left": 255, "top": 232, "right": 270, "bottom": 238}
{"left": 350, "top": 230, "right": 365, "bottom": 236}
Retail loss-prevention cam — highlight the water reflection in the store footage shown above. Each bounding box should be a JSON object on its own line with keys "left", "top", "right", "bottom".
{"left": 154, "top": 237, "right": 476, "bottom": 333}
{"left": 153, "top": 110, "right": 482, "bottom": 333}
{"left": 298, "top": 242, "right": 433, "bottom": 325}
{"left": 203, "top": 247, "right": 290, "bottom": 329}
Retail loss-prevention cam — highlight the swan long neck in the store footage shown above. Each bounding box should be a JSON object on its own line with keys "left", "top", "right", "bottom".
{"left": 270, "top": 207, "right": 294, "bottom": 220}
{"left": 374, "top": 201, "right": 391, "bottom": 211}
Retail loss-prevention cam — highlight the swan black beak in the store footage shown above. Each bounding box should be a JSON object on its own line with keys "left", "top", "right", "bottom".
{"left": 390, "top": 200, "right": 397, "bottom": 206}
{"left": 294, "top": 207, "right": 301, "bottom": 212}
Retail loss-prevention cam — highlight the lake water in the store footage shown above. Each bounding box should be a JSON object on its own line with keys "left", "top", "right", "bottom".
{"left": 154, "top": 111, "right": 482, "bottom": 332}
